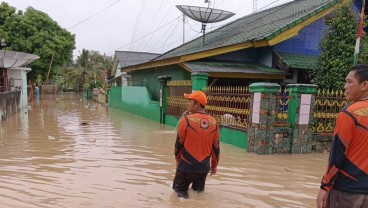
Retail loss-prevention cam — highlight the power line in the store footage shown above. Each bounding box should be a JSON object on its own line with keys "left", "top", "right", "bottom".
{"left": 146, "top": 16, "right": 182, "bottom": 53}
{"left": 150, "top": 31, "right": 202, "bottom": 54}
{"left": 187, "top": 19, "right": 201, "bottom": 33}
{"left": 136, "top": 0, "right": 166, "bottom": 51}
{"left": 137, "top": 0, "right": 179, "bottom": 52}
{"left": 161, "top": 21, "right": 181, "bottom": 53}
{"left": 107, "top": 16, "right": 180, "bottom": 54}
{"left": 68, "top": 0, "right": 121, "bottom": 29}
{"left": 130, "top": 0, "right": 147, "bottom": 50}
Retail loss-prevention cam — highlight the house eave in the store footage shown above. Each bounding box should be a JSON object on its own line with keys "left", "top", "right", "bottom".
{"left": 121, "top": 0, "right": 349, "bottom": 73}
{"left": 122, "top": 40, "right": 269, "bottom": 72}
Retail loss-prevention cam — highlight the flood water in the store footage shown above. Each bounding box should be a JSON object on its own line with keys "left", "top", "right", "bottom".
{"left": 0, "top": 94, "right": 328, "bottom": 208}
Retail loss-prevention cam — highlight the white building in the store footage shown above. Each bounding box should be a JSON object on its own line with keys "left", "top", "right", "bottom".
{"left": 0, "top": 50, "right": 39, "bottom": 109}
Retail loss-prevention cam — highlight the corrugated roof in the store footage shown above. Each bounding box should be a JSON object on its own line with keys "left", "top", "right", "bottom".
{"left": 115, "top": 51, "right": 160, "bottom": 67}
{"left": 276, "top": 52, "right": 319, "bottom": 70}
{"left": 183, "top": 62, "right": 285, "bottom": 75}
{"left": 155, "top": 0, "right": 342, "bottom": 61}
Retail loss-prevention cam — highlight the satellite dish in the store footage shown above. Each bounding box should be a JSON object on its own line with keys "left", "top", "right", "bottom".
{"left": 176, "top": 5, "right": 235, "bottom": 44}
{"left": 0, "top": 50, "right": 39, "bottom": 68}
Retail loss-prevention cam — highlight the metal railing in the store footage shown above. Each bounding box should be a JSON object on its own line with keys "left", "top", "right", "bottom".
{"left": 313, "top": 89, "right": 347, "bottom": 135}
{"left": 204, "top": 86, "right": 251, "bottom": 129}
{"left": 167, "top": 80, "right": 192, "bottom": 117}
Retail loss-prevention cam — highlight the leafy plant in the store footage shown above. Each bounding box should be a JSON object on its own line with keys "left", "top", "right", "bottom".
{"left": 61, "top": 49, "right": 113, "bottom": 92}
{"left": 311, "top": 6, "right": 368, "bottom": 89}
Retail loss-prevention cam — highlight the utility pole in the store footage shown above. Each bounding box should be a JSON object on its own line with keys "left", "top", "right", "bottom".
{"left": 183, "top": 14, "right": 185, "bottom": 44}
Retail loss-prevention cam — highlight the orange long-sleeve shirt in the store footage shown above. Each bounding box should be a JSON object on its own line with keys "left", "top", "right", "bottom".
{"left": 174, "top": 112, "right": 220, "bottom": 173}
{"left": 321, "top": 100, "right": 368, "bottom": 194}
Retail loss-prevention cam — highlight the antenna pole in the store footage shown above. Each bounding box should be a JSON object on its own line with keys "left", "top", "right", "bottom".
{"left": 183, "top": 14, "right": 185, "bottom": 44}
{"left": 253, "top": 0, "right": 257, "bottom": 13}
{"left": 202, "top": 23, "right": 206, "bottom": 44}
{"left": 205, "top": 0, "right": 210, "bottom": 8}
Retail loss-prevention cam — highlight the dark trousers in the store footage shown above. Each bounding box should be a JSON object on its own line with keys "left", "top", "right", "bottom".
{"left": 327, "top": 189, "right": 368, "bottom": 208}
{"left": 173, "top": 170, "right": 208, "bottom": 194}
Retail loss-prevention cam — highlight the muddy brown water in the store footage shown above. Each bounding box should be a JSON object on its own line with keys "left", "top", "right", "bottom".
{"left": 0, "top": 94, "right": 328, "bottom": 208}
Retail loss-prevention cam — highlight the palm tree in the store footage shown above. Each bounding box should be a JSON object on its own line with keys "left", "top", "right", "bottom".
{"left": 62, "top": 49, "right": 112, "bottom": 92}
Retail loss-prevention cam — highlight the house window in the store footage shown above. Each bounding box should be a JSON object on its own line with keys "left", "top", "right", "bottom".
{"left": 285, "top": 69, "right": 294, "bottom": 80}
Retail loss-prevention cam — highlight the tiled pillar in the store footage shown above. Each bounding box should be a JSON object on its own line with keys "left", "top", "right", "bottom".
{"left": 248, "top": 83, "right": 280, "bottom": 154}
{"left": 286, "top": 84, "right": 318, "bottom": 154}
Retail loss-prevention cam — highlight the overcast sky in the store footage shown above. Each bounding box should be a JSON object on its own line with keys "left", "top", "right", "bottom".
{"left": 4, "top": 0, "right": 293, "bottom": 58}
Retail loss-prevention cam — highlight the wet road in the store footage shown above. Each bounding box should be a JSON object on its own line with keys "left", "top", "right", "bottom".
{"left": 0, "top": 94, "right": 328, "bottom": 208}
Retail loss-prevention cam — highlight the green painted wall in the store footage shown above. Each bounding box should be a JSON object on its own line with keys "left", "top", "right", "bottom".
{"left": 109, "top": 86, "right": 160, "bottom": 122}
{"left": 165, "top": 114, "right": 180, "bottom": 128}
{"left": 130, "top": 65, "right": 191, "bottom": 101}
{"left": 220, "top": 127, "right": 248, "bottom": 149}
{"left": 165, "top": 114, "right": 248, "bottom": 149}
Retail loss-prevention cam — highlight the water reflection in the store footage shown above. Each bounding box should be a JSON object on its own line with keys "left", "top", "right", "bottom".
{"left": 0, "top": 94, "right": 327, "bottom": 208}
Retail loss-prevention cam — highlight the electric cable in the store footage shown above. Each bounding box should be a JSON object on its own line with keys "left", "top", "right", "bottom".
{"left": 68, "top": 0, "right": 121, "bottom": 29}
{"left": 108, "top": 16, "right": 179, "bottom": 55}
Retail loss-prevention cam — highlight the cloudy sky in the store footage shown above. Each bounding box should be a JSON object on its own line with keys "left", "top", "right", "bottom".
{"left": 4, "top": 0, "right": 293, "bottom": 58}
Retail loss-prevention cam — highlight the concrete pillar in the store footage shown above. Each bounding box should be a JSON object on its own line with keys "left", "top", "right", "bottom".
{"left": 191, "top": 72, "right": 208, "bottom": 91}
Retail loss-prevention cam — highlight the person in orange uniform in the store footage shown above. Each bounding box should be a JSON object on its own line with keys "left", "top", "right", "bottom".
{"left": 173, "top": 90, "right": 220, "bottom": 199}
{"left": 317, "top": 64, "right": 368, "bottom": 208}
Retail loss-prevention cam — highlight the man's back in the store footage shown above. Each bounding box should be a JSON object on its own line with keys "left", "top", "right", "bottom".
{"left": 176, "top": 112, "right": 219, "bottom": 172}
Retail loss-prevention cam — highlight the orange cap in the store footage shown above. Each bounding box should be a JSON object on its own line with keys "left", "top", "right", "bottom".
{"left": 184, "top": 91, "right": 207, "bottom": 106}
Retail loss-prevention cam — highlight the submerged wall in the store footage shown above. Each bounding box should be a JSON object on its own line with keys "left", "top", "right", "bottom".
{"left": 0, "top": 91, "right": 21, "bottom": 122}
{"left": 109, "top": 86, "right": 160, "bottom": 122}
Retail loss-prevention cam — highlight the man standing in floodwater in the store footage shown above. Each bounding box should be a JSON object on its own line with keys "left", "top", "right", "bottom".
{"left": 173, "top": 91, "right": 220, "bottom": 199}
{"left": 317, "top": 64, "right": 368, "bottom": 208}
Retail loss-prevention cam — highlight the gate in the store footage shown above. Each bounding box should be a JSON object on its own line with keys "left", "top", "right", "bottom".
{"left": 166, "top": 80, "right": 192, "bottom": 118}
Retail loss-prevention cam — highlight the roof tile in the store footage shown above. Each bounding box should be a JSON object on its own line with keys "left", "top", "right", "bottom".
{"left": 184, "top": 62, "right": 285, "bottom": 75}
{"left": 155, "top": 0, "right": 340, "bottom": 61}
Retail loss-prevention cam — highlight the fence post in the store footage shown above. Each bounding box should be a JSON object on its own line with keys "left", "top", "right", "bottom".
{"left": 249, "top": 83, "right": 280, "bottom": 154}
{"left": 158, "top": 75, "right": 172, "bottom": 124}
{"left": 191, "top": 72, "right": 208, "bottom": 91}
{"left": 286, "top": 84, "right": 318, "bottom": 154}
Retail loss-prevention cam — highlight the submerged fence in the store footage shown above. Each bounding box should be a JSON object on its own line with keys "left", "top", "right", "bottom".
{"left": 204, "top": 86, "right": 251, "bottom": 129}
{"left": 312, "top": 89, "right": 347, "bottom": 135}
{"left": 166, "top": 81, "right": 292, "bottom": 130}
{"left": 166, "top": 80, "right": 345, "bottom": 139}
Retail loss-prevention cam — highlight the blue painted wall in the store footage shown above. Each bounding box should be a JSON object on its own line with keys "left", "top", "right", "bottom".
{"left": 274, "top": 19, "right": 327, "bottom": 55}
{"left": 211, "top": 46, "right": 273, "bottom": 67}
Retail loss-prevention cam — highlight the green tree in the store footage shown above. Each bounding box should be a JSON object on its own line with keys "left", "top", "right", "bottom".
{"left": 62, "top": 49, "right": 113, "bottom": 92}
{"left": 0, "top": 2, "right": 75, "bottom": 82}
{"left": 311, "top": 6, "right": 368, "bottom": 89}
